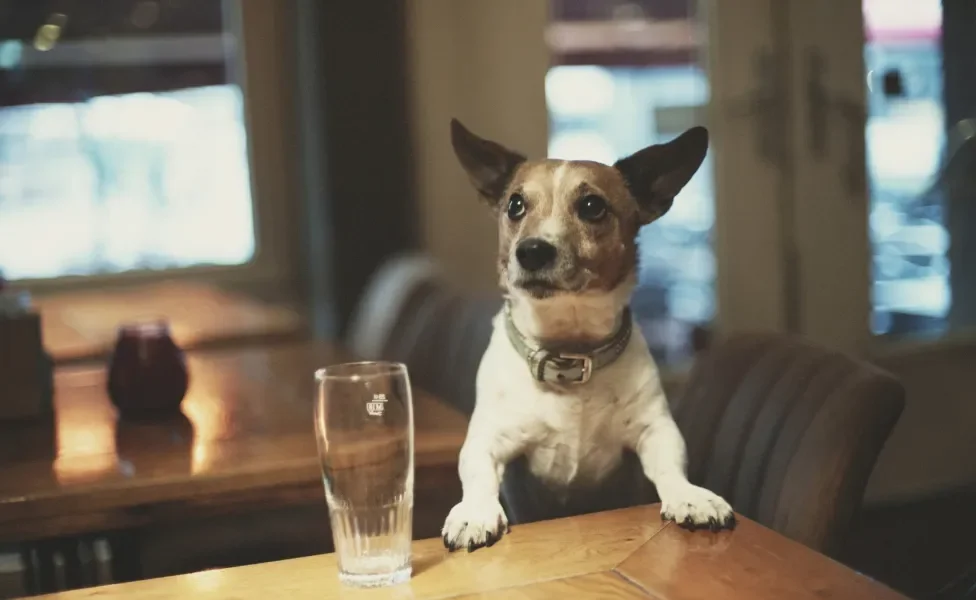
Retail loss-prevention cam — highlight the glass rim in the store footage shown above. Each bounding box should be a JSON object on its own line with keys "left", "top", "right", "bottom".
{"left": 315, "top": 361, "right": 408, "bottom": 382}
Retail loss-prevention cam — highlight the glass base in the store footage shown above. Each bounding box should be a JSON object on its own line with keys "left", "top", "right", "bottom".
{"left": 339, "top": 565, "right": 411, "bottom": 588}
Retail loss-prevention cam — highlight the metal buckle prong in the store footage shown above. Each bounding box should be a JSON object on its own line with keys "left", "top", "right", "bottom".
{"left": 555, "top": 352, "right": 593, "bottom": 385}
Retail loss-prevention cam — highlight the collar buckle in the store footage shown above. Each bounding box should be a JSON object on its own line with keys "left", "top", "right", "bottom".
{"left": 537, "top": 351, "right": 594, "bottom": 385}
{"left": 507, "top": 303, "right": 632, "bottom": 387}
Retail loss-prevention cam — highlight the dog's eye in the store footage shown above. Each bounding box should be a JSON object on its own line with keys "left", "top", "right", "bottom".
{"left": 577, "top": 195, "right": 608, "bottom": 222}
{"left": 507, "top": 193, "right": 527, "bottom": 221}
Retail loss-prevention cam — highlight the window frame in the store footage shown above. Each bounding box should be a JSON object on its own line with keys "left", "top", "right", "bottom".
{"left": 10, "top": 1, "right": 303, "bottom": 302}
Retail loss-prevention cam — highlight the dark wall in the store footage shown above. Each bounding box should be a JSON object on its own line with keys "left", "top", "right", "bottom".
{"left": 943, "top": 0, "right": 976, "bottom": 331}
{"left": 0, "top": 0, "right": 222, "bottom": 39}
{"left": 550, "top": 0, "right": 691, "bottom": 21}
{"left": 293, "top": 0, "right": 418, "bottom": 337}
{"left": 0, "top": 0, "right": 226, "bottom": 106}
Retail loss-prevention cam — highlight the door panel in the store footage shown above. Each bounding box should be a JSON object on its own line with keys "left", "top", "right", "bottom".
{"left": 706, "top": 0, "right": 791, "bottom": 342}
{"left": 788, "top": 0, "right": 872, "bottom": 354}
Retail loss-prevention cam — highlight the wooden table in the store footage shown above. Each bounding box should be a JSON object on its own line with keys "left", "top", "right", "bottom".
{"left": 28, "top": 505, "right": 907, "bottom": 600}
{"left": 35, "top": 282, "right": 306, "bottom": 364}
{"left": 34, "top": 281, "right": 304, "bottom": 364}
{"left": 0, "top": 341, "right": 468, "bottom": 544}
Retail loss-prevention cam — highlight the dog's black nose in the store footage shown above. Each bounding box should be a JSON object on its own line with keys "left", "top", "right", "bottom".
{"left": 515, "top": 238, "right": 557, "bottom": 272}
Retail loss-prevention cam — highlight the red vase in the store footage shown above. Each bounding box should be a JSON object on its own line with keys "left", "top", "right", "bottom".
{"left": 107, "top": 321, "right": 189, "bottom": 420}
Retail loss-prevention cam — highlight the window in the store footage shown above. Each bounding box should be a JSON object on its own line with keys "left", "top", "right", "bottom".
{"left": 0, "top": 1, "right": 258, "bottom": 282}
{"left": 546, "top": 0, "right": 711, "bottom": 365}
{"left": 864, "top": 0, "right": 948, "bottom": 337}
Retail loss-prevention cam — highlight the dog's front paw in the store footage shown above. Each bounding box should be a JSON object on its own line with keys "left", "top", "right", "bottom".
{"left": 661, "top": 484, "right": 736, "bottom": 531}
{"left": 441, "top": 498, "right": 509, "bottom": 552}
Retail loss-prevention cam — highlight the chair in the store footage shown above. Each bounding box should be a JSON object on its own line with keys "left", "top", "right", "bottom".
{"left": 500, "top": 332, "right": 905, "bottom": 557}
{"left": 933, "top": 559, "right": 976, "bottom": 600}
{"left": 345, "top": 253, "right": 443, "bottom": 361}
{"left": 346, "top": 254, "right": 500, "bottom": 416}
{"left": 672, "top": 333, "right": 906, "bottom": 556}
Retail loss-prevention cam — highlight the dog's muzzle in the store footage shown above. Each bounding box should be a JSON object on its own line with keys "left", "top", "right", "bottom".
{"left": 504, "top": 303, "right": 633, "bottom": 386}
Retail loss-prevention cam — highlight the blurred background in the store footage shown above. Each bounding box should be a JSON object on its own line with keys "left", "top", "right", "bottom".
{"left": 0, "top": 0, "right": 960, "bottom": 357}
{"left": 1, "top": 0, "right": 975, "bottom": 598}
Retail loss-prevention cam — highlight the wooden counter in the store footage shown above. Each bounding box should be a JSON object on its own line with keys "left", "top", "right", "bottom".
{"left": 28, "top": 505, "right": 908, "bottom": 600}
{"left": 0, "top": 341, "right": 468, "bottom": 543}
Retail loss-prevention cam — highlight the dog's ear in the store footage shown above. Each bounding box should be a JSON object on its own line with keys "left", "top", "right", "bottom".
{"left": 614, "top": 126, "right": 708, "bottom": 224}
{"left": 451, "top": 118, "right": 527, "bottom": 207}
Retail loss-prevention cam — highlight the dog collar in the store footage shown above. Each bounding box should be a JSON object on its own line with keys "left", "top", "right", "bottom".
{"left": 504, "top": 303, "right": 633, "bottom": 385}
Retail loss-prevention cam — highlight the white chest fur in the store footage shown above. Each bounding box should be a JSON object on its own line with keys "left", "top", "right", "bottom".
{"left": 445, "top": 308, "right": 735, "bottom": 551}
{"left": 470, "top": 311, "right": 666, "bottom": 489}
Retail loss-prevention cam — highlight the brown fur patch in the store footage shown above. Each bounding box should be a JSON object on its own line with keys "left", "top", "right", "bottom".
{"left": 496, "top": 160, "right": 642, "bottom": 294}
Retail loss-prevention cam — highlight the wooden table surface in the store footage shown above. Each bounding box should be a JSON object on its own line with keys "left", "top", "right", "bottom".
{"left": 0, "top": 342, "right": 468, "bottom": 543}
{"left": 35, "top": 282, "right": 306, "bottom": 364}
{"left": 29, "top": 505, "right": 907, "bottom": 600}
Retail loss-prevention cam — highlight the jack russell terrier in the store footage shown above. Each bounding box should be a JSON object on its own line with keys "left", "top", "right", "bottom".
{"left": 441, "top": 119, "right": 736, "bottom": 552}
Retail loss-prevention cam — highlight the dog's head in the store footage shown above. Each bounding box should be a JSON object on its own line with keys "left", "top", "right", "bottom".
{"left": 450, "top": 119, "right": 708, "bottom": 299}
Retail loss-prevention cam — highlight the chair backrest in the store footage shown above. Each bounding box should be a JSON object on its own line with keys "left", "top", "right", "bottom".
{"left": 673, "top": 333, "right": 906, "bottom": 556}
{"left": 345, "top": 254, "right": 442, "bottom": 360}
{"left": 345, "top": 254, "right": 500, "bottom": 416}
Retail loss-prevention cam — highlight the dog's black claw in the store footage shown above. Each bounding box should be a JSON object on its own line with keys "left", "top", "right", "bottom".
{"left": 679, "top": 516, "right": 696, "bottom": 530}
{"left": 486, "top": 532, "right": 497, "bottom": 547}
{"left": 661, "top": 511, "right": 674, "bottom": 522}
{"left": 443, "top": 535, "right": 450, "bottom": 549}
{"left": 723, "top": 513, "right": 737, "bottom": 530}
{"left": 708, "top": 517, "right": 720, "bottom": 532}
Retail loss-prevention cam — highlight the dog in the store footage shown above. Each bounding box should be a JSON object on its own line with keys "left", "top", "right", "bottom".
{"left": 439, "top": 119, "right": 736, "bottom": 552}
